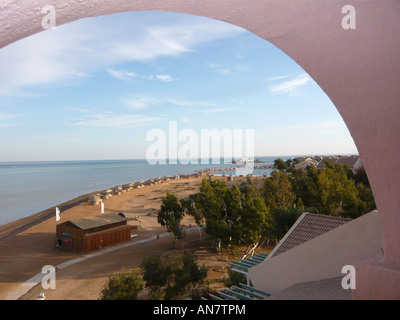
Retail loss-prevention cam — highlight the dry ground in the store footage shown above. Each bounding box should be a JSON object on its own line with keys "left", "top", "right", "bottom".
{"left": 0, "top": 174, "right": 271, "bottom": 300}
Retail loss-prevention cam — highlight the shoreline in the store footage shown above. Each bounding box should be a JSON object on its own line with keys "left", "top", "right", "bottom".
{"left": 0, "top": 174, "right": 206, "bottom": 300}
{"left": 0, "top": 164, "right": 273, "bottom": 240}
{"left": 0, "top": 168, "right": 268, "bottom": 300}
{"left": 0, "top": 191, "right": 99, "bottom": 241}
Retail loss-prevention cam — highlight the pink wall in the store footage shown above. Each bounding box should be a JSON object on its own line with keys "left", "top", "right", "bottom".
{"left": 1, "top": 0, "right": 400, "bottom": 299}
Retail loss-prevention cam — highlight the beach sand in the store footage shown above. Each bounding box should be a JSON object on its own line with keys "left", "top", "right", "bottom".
{"left": 0, "top": 174, "right": 262, "bottom": 300}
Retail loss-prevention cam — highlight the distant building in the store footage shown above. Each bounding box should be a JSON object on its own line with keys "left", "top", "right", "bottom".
{"left": 336, "top": 156, "right": 363, "bottom": 173}
{"left": 316, "top": 155, "right": 362, "bottom": 173}
{"left": 294, "top": 157, "right": 318, "bottom": 170}
{"left": 56, "top": 212, "right": 131, "bottom": 252}
{"left": 236, "top": 157, "right": 254, "bottom": 163}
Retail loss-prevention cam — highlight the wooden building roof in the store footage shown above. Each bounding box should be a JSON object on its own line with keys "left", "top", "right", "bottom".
{"left": 64, "top": 213, "right": 126, "bottom": 230}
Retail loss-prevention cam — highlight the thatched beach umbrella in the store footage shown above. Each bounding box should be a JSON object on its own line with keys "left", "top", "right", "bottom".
{"left": 88, "top": 195, "right": 101, "bottom": 205}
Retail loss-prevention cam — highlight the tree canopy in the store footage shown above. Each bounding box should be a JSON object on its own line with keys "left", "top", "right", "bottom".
{"left": 100, "top": 270, "right": 144, "bottom": 300}
{"left": 274, "top": 158, "right": 289, "bottom": 170}
{"left": 157, "top": 159, "right": 375, "bottom": 251}
{"left": 179, "top": 178, "right": 270, "bottom": 254}
{"left": 140, "top": 254, "right": 207, "bottom": 300}
{"left": 157, "top": 191, "right": 185, "bottom": 248}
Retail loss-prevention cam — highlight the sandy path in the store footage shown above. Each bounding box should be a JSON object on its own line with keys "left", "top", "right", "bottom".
{"left": 13, "top": 228, "right": 201, "bottom": 300}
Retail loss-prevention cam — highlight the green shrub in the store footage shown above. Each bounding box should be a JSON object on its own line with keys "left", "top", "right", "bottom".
{"left": 140, "top": 253, "right": 207, "bottom": 300}
{"left": 225, "top": 267, "right": 247, "bottom": 287}
{"left": 100, "top": 270, "right": 143, "bottom": 300}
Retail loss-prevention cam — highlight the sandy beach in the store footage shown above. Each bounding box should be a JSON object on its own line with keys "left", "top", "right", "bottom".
{"left": 0, "top": 173, "right": 264, "bottom": 300}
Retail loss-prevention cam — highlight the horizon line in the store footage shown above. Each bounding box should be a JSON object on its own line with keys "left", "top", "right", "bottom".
{"left": 0, "top": 153, "right": 360, "bottom": 164}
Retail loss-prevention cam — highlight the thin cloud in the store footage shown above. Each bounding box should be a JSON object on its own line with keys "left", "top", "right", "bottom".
{"left": 265, "top": 120, "right": 349, "bottom": 136}
{"left": 203, "top": 107, "right": 238, "bottom": 114}
{"left": 30, "top": 135, "right": 80, "bottom": 142}
{"left": 68, "top": 107, "right": 97, "bottom": 114}
{"left": 143, "top": 74, "right": 180, "bottom": 82}
{"left": 71, "top": 112, "right": 163, "bottom": 129}
{"left": 229, "top": 98, "right": 245, "bottom": 104}
{"left": 122, "top": 96, "right": 214, "bottom": 110}
{"left": 155, "top": 74, "right": 178, "bottom": 82}
{"left": 0, "top": 113, "right": 28, "bottom": 121}
{"left": 166, "top": 98, "right": 214, "bottom": 107}
{"left": 264, "top": 74, "right": 294, "bottom": 82}
{"left": 0, "top": 123, "right": 20, "bottom": 128}
{"left": 123, "top": 97, "right": 163, "bottom": 110}
{"left": 268, "top": 73, "right": 312, "bottom": 95}
{"left": 208, "top": 62, "right": 248, "bottom": 76}
{"left": 216, "top": 68, "right": 232, "bottom": 76}
{"left": 107, "top": 69, "right": 180, "bottom": 82}
{"left": 107, "top": 69, "right": 138, "bottom": 81}
{"left": 0, "top": 113, "right": 28, "bottom": 127}
{"left": 0, "top": 11, "right": 244, "bottom": 96}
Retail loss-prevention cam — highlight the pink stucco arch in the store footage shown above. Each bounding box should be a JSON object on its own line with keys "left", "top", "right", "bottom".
{"left": 1, "top": 0, "right": 400, "bottom": 299}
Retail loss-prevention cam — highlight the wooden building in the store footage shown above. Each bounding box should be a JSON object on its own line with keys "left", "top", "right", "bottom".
{"left": 56, "top": 212, "right": 131, "bottom": 252}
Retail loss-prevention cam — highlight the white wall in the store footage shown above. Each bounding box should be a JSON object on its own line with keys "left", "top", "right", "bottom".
{"left": 249, "top": 211, "right": 383, "bottom": 295}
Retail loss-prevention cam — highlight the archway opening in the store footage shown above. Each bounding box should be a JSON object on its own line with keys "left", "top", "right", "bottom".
{"left": 1, "top": 1, "right": 400, "bottom": 300}
{"left": 0, "top": 10, "right": 363, "bottom": 221}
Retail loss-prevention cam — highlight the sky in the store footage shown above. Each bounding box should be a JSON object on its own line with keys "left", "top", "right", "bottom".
{"left": 0, "top": 11, "right": 358, "bottom": 162}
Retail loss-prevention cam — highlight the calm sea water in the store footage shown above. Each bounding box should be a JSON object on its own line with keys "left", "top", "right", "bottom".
{"left": 0, "top": 156, "right": 289, "bottom": 226}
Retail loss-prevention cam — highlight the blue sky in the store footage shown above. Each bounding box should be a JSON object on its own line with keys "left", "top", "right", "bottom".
{"left": 0, "top": 11, "right": 358, "bottom": 162}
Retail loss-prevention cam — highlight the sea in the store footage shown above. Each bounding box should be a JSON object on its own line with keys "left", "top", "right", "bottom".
{"left": 0, "top": 156, "right": 292, "bottom": 226}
